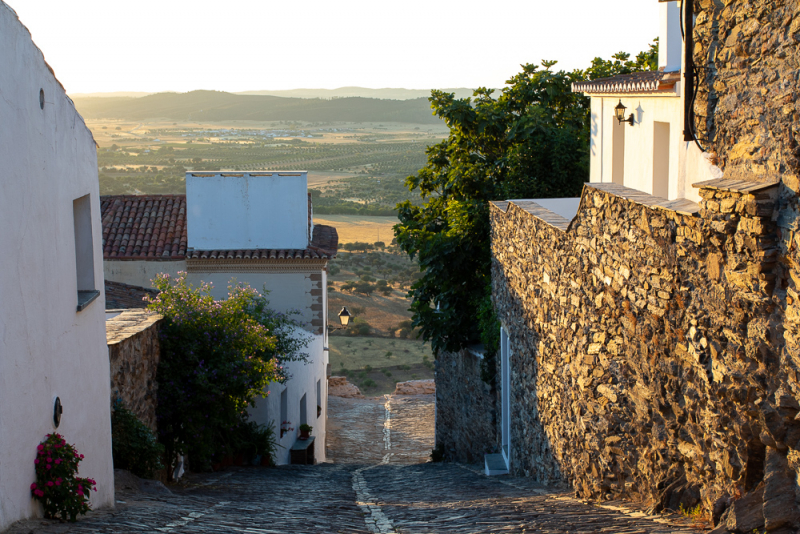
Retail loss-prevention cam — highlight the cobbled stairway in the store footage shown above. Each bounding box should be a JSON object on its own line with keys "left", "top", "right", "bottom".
{"left": 5, "top": 394, "right": 699, "bottom": 534}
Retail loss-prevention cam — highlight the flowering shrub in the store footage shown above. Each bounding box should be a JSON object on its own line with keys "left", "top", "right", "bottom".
{"left": 146, "top": 273, "right": 309, "bottom": 472}
{"left": 30, "top": 434, "right": 96, "bottom": 522}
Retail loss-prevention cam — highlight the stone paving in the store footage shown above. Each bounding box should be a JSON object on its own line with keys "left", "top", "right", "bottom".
{"left": 5, "top": 394, "right": 701, "bottom": 534}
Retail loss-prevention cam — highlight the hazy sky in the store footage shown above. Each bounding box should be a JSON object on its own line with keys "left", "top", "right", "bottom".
{"left": 7, "top": 0, "right": 660, "bottom": 95}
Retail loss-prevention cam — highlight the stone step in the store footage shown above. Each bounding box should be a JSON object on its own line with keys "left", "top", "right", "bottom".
{"left": 484, "top": 453, "right": 509, "bottom": 476}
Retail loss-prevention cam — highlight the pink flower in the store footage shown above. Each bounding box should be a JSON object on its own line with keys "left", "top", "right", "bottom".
{"left": 46, "top": 481, "right": 54, "bottom": 487}
{"left": 55, "top": 479, "right": 61, "bottom": 486}
{"left": 46, "top": 465, "right": 52, "bottom": 470}
{"left": 46, "top": 457, "right": 52, "bottom": 463}
{"left": 37, "top": 445, "right": 44, "bottom": 451}
{"left": 35, "top": 489, "right": 44, "bottom": 497}
{"left": 54, "top": 459, "right": 61, "bottom": 465}
{"left": 34, "top": 459, "right": 39, "bottom": 464}
{"left": 30, "top": 483, "right": 37, "bottom": 490}
{"left": 79, "top": 454, "right": 84, "bottom": 459}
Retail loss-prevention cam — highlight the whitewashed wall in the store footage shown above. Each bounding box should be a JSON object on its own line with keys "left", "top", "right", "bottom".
{"left": 186, "top": 172, "right": 310, "bottom": 251}
{"left": 588, "top": 94, "right": 721, "bottom": 203}
{"left": 104, "top": 260, "right": 186, "bottom": 289}
{"left": 0, "top": 2, "right": 114, "bottom": 529}
{"left": 186, "top": 270, "right": 315, "bottom": 326}
{"left": 248, "top": 331, "right": 328, "bottom": 465}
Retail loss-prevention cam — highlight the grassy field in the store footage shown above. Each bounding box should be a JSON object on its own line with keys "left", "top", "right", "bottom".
{"left": 328, "top": 336, "right": 433, "bottom": 396}
{"left": 314, "top": 215, "right": 398, "bottom": 244}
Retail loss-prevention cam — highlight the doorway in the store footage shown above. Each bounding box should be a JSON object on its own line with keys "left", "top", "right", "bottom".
{"left": 500, "top": 327, "right": 510, "bottom": 469}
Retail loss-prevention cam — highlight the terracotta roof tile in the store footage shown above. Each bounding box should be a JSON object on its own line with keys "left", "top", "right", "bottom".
{"left": 101, "top": 195, "right": 187, "bottom": 259}
{"left": 572, "top": 70, "right": 681, "bottom": 95}
{"left": 101, "top": 194, "right": 338, "bottom": 261}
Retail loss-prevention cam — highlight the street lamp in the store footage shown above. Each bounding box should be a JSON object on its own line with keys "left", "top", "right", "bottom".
{"left": 338, "top": 307, "right": 352, "bottom": 327}
{"left": 615, "top": 100, "right": 635, "bottom": 126}
{"left": 329, "top": 307, "right": 354, "bottom": 331}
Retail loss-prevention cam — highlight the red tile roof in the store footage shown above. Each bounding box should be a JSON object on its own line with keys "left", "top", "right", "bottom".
{"left": 101, "top": 195, "right": 186, "bottom": 260}
{"left": 572, "top": 70, "right": 681, "bottom": 95}
{"left": 105, "top": 280, "right": 159, "bottom": 309}
{"left": 100, "top": 195, "right": 337, "bottom": 261}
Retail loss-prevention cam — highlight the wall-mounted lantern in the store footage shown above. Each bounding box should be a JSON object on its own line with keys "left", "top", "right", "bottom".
{"left": 53, "top": 397, "right": 63, "bottom": 428}
{"left": 329, "top": 306, "right": 353, "bottom": 331}
{"left": 615, "top": 100, "right": 635, "bottom": 126}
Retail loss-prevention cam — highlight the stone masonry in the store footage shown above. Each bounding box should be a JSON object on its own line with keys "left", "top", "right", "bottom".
{"left": 490, "top": 178, "right": 800, "bottom": 532}
{"left": 106, "top": 309, "right": 162, "bottom": 431}
{"left": 435, "top": 348, "right": 499, "bottom": 464}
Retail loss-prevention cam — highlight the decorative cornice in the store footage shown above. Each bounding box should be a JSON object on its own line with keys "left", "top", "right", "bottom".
{"left": 187, "top": 258, "right": 327, "bottom": 274}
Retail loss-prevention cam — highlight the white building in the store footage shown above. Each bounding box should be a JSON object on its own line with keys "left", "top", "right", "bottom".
{"left": 0, "top": 2, "right": 114, "bottom": 529}
{"left": 101, "top": 172, "right": 337, "bottom": 464}
{"left": 572, "top": 0, "right": 721, "bottom": 202}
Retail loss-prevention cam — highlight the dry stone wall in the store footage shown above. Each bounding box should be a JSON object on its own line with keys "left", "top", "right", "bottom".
{"left": 491, "top": 181, "right": 800, "bottom": 531}
{"left": 693, "top": 0, "right": 800, "bottom": 188}
{"left": 107, "top": 310, "right": 163, "bottom": 431}
{"left": 434, "top": 348, "right": 499, "bottom": 464}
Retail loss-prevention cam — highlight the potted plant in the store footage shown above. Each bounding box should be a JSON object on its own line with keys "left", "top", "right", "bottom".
{"left": 280, "top": 421, "right": 294, "bottom": 439}
{"left": 298, "top": 424, "right": 313, "bottom": 440}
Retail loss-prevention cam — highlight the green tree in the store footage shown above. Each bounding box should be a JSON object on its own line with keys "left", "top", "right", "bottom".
{"left": 394, "top": 45, "right": 657, "bottom": 362}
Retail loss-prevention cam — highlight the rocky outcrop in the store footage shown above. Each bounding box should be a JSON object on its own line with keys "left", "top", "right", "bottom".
{"left": 328, "top": 376, "right": 364, "bottom": 398}
{"left": 435, "top": 348, "right": 499, "bottom": 464}
{"left": 490, "top": 180, "right": 800, "bottom": 531}
{"left": 394, "top": 379, "right": 435, "bottom": 395}
{"left": 107, "top": 309, "right": 162, "bottom": 431}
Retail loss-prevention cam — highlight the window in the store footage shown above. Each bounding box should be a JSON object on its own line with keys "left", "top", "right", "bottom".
{"left": 73, "top": 195, "right": 98, "bottom": 311}
{"left": 299, "top": 394, "right": 307, "bottom": 427}
{"left": 653, "top": 122, "right": 671, "bottom": 199}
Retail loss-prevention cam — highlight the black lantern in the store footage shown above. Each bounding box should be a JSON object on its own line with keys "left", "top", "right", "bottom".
{"left": 337, "top": 307, "right": 352, "bottom": 328}
{"left": 615, "top": 100, "right": 634, "bottom": 126}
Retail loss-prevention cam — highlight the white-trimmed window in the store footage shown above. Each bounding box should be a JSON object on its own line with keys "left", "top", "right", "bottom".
{"left": 73, "top": 195, "right": 98, "bottom": 311}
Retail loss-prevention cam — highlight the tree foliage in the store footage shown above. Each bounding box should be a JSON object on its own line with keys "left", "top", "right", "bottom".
{"left": 394, "top": 44, "right": 658, "bottom": 360}
{"left": 146, "top": 273, "right": 309, "bottom": 471}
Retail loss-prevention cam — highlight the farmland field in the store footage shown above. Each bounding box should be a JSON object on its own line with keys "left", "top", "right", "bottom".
{"left": 314, "top": 215, "right": 398, "bottom": 244}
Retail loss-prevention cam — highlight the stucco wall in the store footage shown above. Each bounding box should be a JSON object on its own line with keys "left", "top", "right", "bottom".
{"left": 0, "top": 2, "right": 114, "bottom": 529}
{"left": 104, "top": 260, "right": 186, "bottom": 289}
{"left": 247, "top": 332, "right": 328, "bottom": 465}
{"left": 589, "top": 94, "right": 719, "bottom": 203}
{"left": 185, "top": 172, "right": 310, "bottom": 251}
{"left": 489, "top": 182, "right": 800, "bottom": 531}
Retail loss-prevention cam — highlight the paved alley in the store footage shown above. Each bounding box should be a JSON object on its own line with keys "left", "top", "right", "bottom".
{"left": 5, "top": 394, "right": 699, "bottom": 534}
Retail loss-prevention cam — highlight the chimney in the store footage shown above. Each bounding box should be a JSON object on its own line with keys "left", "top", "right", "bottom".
{"left": 659, "top": 0, "right": 682, "bottom": 72}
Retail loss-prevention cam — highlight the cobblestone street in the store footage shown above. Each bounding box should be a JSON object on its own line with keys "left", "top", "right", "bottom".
{"left": 6, "top": 394, "right": 699, "bottom": 534}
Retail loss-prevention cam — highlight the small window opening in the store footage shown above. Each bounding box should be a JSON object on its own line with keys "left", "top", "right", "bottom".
{"left": 73, "top": 195, "right": 98, "bottom": 311}
{"left": 39, "top": 89, "right": 45, "bottom": 110}
{"left": 300, "top": 394, "right": 307, "bottom": 426}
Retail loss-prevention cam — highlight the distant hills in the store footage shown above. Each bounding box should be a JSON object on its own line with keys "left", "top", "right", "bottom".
{"left": 71, "top": 90, "right": 451, "bottom": 124}
{"left": 71, "top": 87, "right": 479, "bottom": 101}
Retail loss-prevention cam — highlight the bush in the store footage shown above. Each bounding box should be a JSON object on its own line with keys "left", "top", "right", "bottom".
{"left": 147, "top": 273, "right": 309, "bottom": 472}
{"left": 31, "top": 434, "right": 96, "bottom": 522}
{"left": 111, "top": 401, "right": 164, "bottom": 479}
{"left": 235, "top": 421, "right": 277, "bottom": 465}
{"left": 362, "top": 379, "right": 376, "bottom": 388}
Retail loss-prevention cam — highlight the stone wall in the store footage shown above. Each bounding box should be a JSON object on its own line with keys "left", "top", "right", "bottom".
{"left": 693, "top": 0, "right": 800, "bottom": 188}
{"left": 107, "top": 310, "right": 163, "bottom": 431}
{"left": 491, "top": 181, "right": 800, "bottom": 531}
{"left": 434, "top": 347, "right": 499, "bottom": 464}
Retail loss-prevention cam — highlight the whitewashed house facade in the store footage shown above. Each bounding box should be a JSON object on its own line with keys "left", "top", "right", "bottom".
{"left": 0, "top": 2, "right": 114, "bottom": 529}
{"left": 101, "top": 172, "right": 337, "bottom": 464}
{"left": 572, "top": 0, "right": 722, "bottom": 202}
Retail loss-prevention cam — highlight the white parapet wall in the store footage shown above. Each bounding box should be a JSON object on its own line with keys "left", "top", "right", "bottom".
{"left": 0, "top": 2, "right": 114, "bottom": 529}
{"left": 186, "top": 172, "right": 310, "bottom": 251}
